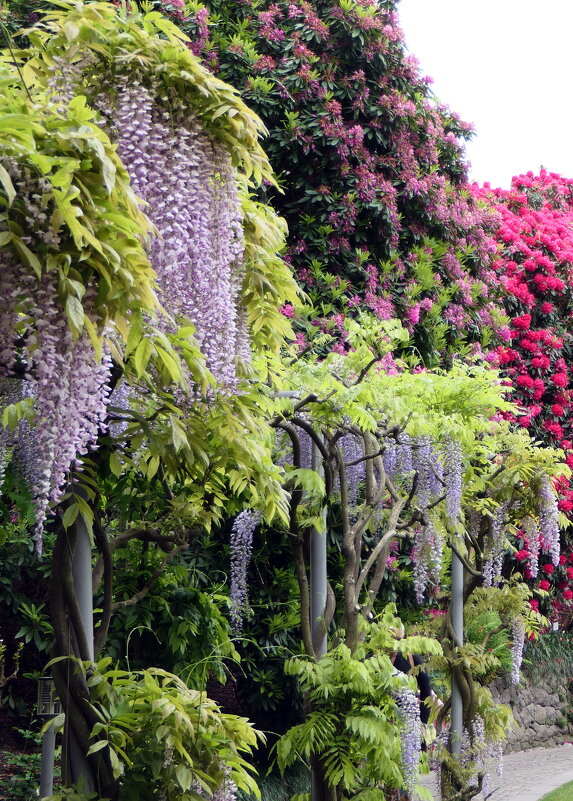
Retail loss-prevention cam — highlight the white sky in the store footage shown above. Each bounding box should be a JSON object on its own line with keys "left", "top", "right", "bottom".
{"left": 398, "top": 0, "right": 573, "bottom": 189}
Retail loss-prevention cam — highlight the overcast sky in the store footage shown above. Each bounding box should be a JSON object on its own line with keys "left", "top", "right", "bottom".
{"left": 398, "top": 0, "right": 573, "bottom": 189}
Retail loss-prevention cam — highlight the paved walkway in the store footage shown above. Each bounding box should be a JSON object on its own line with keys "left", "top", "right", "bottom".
{"left": 420, "top": 743, "right": 573, "bottom": 800}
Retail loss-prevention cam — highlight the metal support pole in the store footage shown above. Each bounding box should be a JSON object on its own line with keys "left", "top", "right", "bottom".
{"left": 310, "top": 440, "right": 328, "bottom": 801}
{"left": 72, "top": 516, "right": 94, "bottom": 661}
{"left": 450, "top": 547, "right": 464, "bottom": 755}
{"left": 310, "top": 440, "right": 328, "bottom": 659}
{"left": 68, "top": 515, "right": 96, "bottom": 790}
{"left": 39, "top": 722, "right": 56, "bottom": 798}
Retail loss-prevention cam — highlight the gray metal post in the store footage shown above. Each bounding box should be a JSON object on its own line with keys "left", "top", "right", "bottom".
{"left": 450, "top": 547, "right": 464, "bottom": 755}
{"left": 310, "top": 440, "right": 328, "bottom": 658}
{"left": 310, "top": 440, "right": 328, "bottom": 801}
{"left": 39, "top": 723, "right": 56, "bottom": 798}
{"left": 73, "top": 516, "right": 94, "bottom": 661}
{"left": 68, "top": 515, "right": 96, "bottom": 790}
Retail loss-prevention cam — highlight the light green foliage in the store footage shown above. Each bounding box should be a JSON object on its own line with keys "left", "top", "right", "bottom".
{"left": 17, "top": 1, "right": 274, "bottom": 185}
{"left": 48, "top": 658, "right": 261, "bottom": 801}
{"left": 465, "top": 611, "right": 512, "bottom": 680}
{"left": 0, "top": 78, "right": 157, "bottom": 353}
{"left": 105, "top": 378, "right": 290, "bottom": 533}
{"left": 240, "top": 192, "right": 300, "bottom": 359}
{"left": 13, "top": 0, "right": 301, "bottom": 358}
{"left": 275, "top": 607, "right": 439, "bottom": 800}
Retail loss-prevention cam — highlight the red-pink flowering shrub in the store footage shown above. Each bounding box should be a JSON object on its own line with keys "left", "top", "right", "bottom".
{"left": 479, "top": 171, "right": 573, "bottom": 624}
{"left": 479, "top": 171, "right": 573, "bottom": 514}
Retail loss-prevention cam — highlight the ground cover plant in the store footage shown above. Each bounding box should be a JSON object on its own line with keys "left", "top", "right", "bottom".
{"left": 540, "top": 781, "right": 573, "bottom": 801}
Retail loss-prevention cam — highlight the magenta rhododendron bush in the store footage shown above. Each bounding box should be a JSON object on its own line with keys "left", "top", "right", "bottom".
{"left": 481, "top": 171, "right": 573, "bottom": 504}
{"left": 477, "top": 171, "right": 573, "bottom": 619}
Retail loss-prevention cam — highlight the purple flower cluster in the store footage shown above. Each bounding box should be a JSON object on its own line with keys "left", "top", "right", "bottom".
{"left": 22, "top": 277, "right": 111, "bottom": 553}
{"left": 395, "top": 686, "right": 422, "bottom": 794}
{"left": 0, "top": 156, "right": 112, "bottom": 554}
{"left": 229, "top": 510, "right": 260, "bottom": 632}
{"left": 510, "top": 617, "right": 525, "bottom": 685}
{"left": 110, "top": 77, "right": 246, "bottom": 389}
{"left": 444, "top": 436, "right": 463, "bottom": 523}
{"left": 460, "top": 715, "right": 503, "bottom": 798}
{"left": 396, "top": 433, "right": 413, "bottom": 476}
{"left": 412, "top": 436, "right": 443, "bottom": 507}
{"left": 383, "top": 439, "right": 398, "bottom": 479}
{"left": 412, "top": 520, "right": 443, "bottom": 603}
{"left": 107, "top": 380, "right": 130, "bottom": 439}
{"left": 340, "top": 434, "right": 364, "bottom": 506}
{"left": 483, "top": 502, "right": 508, "bottom": 588}
{"left": 523, "top": 516, "right": 540, "bottom": 578}
{"left": 538, "top": 475, "right": 560, "bottom": 566}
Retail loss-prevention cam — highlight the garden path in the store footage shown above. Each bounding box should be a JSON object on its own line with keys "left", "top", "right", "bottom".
{"left": 420, "top": 743, "right": 573, "bottom": 800}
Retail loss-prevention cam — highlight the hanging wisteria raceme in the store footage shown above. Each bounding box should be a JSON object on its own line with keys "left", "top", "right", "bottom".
{"left": 21, "top": 277, "right": 111, "bottom": 554}
{"left": 46, "top": 55, "right": 86, "bottom": 107}
{"left": 444, "top": 436, "right": 463, "bottom": 523}
{"left": 412, "top": 436, "right": 445, "bottom": 508}
{"left": 394, "top": 686, "right": 422, "bottom": 795}
{"left": 229, "top": 510, "right": 260, "bottom": 633}
{"left": 412, "top": 520, "right": 443, "bottom": 603}
{"left": 538, "top": 475, "right": 561, "bottom": 565}
{"left": 339, "top": 434, "right": 364, "bottom": 506}
{"left": 523, "top": 516, "right": 540, "bottom": 579}
{"left": 110, "top": 76, "right": 246, "bottom": 389}
{"left": 480, "top": 739, "right": 504, "bottom": 799}
{"left": 510, "top": 617, "right": 525, "bottom": 685}
{"left": 383, "top": 439, "right": 398, "bottom": 480}
{"left": 396, "top": 433, "right": 413, "bottom": 477}
{"left": 0, "top": 156, "right": 113, "bottom": 554}
{"left": 107, "top": 380, "right": 131, "bottom": 439}
{"left": 459, "top": 715, "right": 504, "bottom": 799}
{"left": 483, "top": 502, "right": 508, "bottom": 588}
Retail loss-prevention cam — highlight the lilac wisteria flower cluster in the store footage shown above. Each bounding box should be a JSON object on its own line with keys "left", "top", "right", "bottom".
{"left": 0, "top": 160, "right": 112, "bottom": 554}
{"left": 460, "top": 715, "right": 504, "bottom": 799}
{"left": 394, "top": 686, "right": 422, "bottom": 795}
{"left": 110, "top": 77, "right": 247, "bottom": 389}
{"left": 510, "top": 617, "right": 525, "bottom": 685}
{"left": 483, "top": 502, "right": 509, "bottom": 588}
{"left": 538, "top": 474, "right": 561, "bottom": 566}
{"left": 412, "top": 521, "right": 443, "bottom": 604}
{"left": 229, "top": 510, "right": 261, "bottom": 632}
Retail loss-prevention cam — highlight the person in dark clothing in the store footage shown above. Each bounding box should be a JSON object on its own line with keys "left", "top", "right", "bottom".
{"left": 391, "top": 651, "right": 432, "bottom": 728}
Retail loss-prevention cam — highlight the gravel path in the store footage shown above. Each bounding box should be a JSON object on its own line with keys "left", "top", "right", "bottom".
{"left": 420, "top": 743, "right": 573, "bottom": 800}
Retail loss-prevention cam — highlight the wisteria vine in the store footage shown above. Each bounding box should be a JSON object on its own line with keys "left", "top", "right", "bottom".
{"left": 109, "top": 77, "right": 247, "bottom": 389}
{"left": 229, "top": 510, "right": 260, "bottom": 632}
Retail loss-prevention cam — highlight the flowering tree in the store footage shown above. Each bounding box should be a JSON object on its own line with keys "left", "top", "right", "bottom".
{"left": 144, "top": 0, "right": 508, "bottom": 365}
{"left": 230, "top": 321, "right": 567, "bottom": 801}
